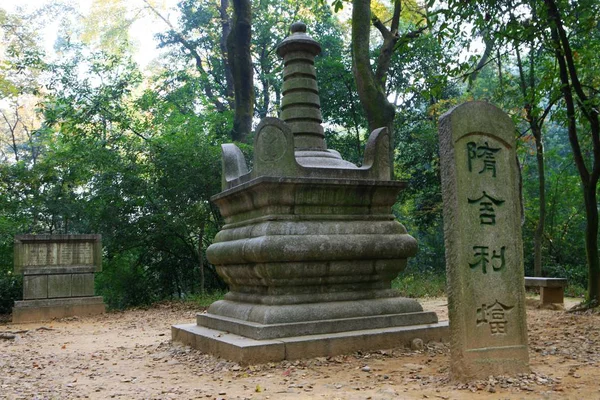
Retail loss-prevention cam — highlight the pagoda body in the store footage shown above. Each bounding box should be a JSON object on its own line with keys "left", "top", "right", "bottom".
{"left": 172, "top": 23, "right": 447, "bottom": 363}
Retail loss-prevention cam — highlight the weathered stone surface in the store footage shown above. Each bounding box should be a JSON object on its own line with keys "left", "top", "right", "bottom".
{"left": 14, "top": 234, "right": 102, "bottom": 273}
{"left": 221, "top": 143, "right": 249, "bottom": 190}
{"left": 439, "top": 101, "right": 529, "bottom": 380}
{"left": 22, "top": 273, "right": 95, "bottom": 300}
{"left": 206, "top": 178, "right": 418, "bottom": 313}
{"left": 13, "top": 234, "right": 105, "bottom": 322}
{"left": 252, "top": 118, "right": 300, "bottom": 178}
{"left": 197, "top": 307, "right": 438, "bottom": 340}
{"left": 524, "top": 277, "right": 567, "bottom": 288}
{"left": 47, "top": 274, "right": 72, "bottom": 298}
{"left": 361, "top": 127, "right": 392, "bottom": 181}
{"left": 540, "top": 287, "right": 564, "bottom": 304}
{"left": 172, "top": 321, "right": 449, "bottom": 365}
{"left": 12, "top": 297, "right": 106, "bottom": 323}
{"left": 23, "top": 275, "right": 48, "bottom": 300}
{"left": 71, "top": 273, "right": 95, "bottom": 297}
{"left": 525, "top": 277, "right": 567, "bottom": 304}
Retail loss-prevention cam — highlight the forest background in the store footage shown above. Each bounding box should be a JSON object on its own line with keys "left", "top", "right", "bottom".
{"left": 1, "top": 0, "right": 598, "bottom": 313}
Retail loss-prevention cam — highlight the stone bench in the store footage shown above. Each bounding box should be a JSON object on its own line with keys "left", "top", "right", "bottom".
{"left": 524, "top": 277, "right": 568, "bottom": 304}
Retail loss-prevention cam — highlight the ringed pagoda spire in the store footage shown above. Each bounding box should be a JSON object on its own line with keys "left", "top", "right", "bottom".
{"left": 277, "top": 21, "right": 325, "bottom": 151}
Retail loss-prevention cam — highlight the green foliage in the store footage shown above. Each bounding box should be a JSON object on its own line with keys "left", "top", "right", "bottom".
{"left": 565, "top": 283, "right": 587, "bottom": 299}
{"left": 543, "top": 264, "right": 587, "bottom": 293}
{"left": 0, "top": 6, "right": 231, "bottom": 310}
{"left": 393, "top": 268, "right": 446, "bottom": 298}
{"left": 0, "top": 272, "right": 22, "bottom": 314}
{"left": 521, "top": 144, "right": 587, "bottom": 272}
{"left": 388, "top": 30, "right": 461, "bottom": 276}
{"left": 0, "top": 210, "right": 23, "bottom": 314}
{"left": 96, "top": 251, "right": 157, "bottom": 310}
{"left": 186, "top": 290, "right": 227, "bottom": 308}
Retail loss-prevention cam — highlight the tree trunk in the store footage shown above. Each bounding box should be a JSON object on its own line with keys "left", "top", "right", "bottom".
{"left": 2, "top": 106, "right": 21, "bottom": 162}
{"left": 545, "top": 0, "right": 600, "bottom": 303}
{"left": 351, "top": 0, "right": 397, "bottom": 177}
{"left": 514, "top": 36, "right": 548, "bottom": 277}
{"left": 218, "top": 0, "right": 235, "bottom": 108}
{"left": 467, "top": 31, "right": 494, "bottom": 92}
{"left": 532, "top": 124, "right": 546, "bottom": 277}
{"left": 583, "top": 185, "right": 600, "bottom": 302}
{"left": 227, "top": 0, "right": 253, "bottom": 143}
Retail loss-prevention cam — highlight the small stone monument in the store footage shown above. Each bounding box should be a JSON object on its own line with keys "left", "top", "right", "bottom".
{"left": 172, "top": 22, "right": 448, "bottom": 364}
{"left": 438, "top": 101, "right": 529, "bottom": 380}
{"left": 12, "top": 234, "right": 105, "bottom": 323}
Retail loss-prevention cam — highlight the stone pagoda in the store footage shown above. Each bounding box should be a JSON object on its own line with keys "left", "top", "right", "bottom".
{"left": 172, "top": 22, "right": 447, "bottom": 363}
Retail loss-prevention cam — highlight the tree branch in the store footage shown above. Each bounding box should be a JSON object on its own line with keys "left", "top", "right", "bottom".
{"left": 468, "top": 30, "right": 494, "bottom": 91}
{"left": 141, "top": 0, "right": 225, "bottom": 112}
{"left": 371, "top": 15, "right": 391, "bottom": 39}
{"left": 391, "top": 0, "right": 401, "bottom": 33}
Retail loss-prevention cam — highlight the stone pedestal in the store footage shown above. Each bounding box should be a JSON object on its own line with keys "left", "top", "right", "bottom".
{"left": 12, "top": 234, "right": 105, "bottom": 323}
{"left": 172, "top": 22, "right": 447, "bottom": 362}
{"left": 12, "top": 297, "right": 106, "bottom": 323}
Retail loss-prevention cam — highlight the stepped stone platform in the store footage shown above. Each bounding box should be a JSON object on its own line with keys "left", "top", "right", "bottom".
{"left": 173, "top": 320, "right": 448, "bottom": 365}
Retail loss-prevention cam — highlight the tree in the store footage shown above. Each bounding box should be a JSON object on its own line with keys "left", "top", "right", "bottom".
{"left": 542, "top": 0, "right": 600, "bottom": 305}
{"left": 351, "top": 0, "right": 428, "bottom": 175}
{"left": 0, "top": 7, "right": 46, "bottom": 165}
{"left": 146, "top": 0, "right": 234, "bottom": 116}
{"left": 227, "top": 0, "right": 253, "bottom": 142}
{"left": 512, "top": 36, "right": 557, "bottom": 277}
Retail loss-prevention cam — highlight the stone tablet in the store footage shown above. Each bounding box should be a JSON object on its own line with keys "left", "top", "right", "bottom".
{"left": 439, "top": 101, "right": 529, "bottom": 380}
{"left": 12, "top": 234, "right": 105, "bottom": 323}
{"left": 15, "top": 234, "right": 102, "bottom": 274}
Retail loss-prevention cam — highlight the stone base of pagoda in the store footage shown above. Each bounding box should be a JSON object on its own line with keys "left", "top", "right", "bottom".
{"left": 200, "top": 297, "right": 437, "bottom": 339}
{"left": 172, "top": 319, "right": 448, "bottom": 365}
{"left": 172, "top": 297, "right": 448, "bottom": 364}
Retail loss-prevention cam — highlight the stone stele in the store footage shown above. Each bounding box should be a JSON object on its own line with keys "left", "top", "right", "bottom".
{"left": 438, "top": 101, "right": 530, "bottom": 380}
{"left": 172, "top": 22, "right": 448, "bottom": 364}
{"left": 12, "top": 234, "right": 105, "bottom": 323}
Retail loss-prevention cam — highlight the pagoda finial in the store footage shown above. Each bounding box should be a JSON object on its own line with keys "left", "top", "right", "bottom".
{"left": 276, "top": 22, "right": 324, "bottom": 151}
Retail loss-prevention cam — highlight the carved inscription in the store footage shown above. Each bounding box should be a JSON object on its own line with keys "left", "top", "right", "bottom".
{"left": 467, "top": 141, "right": 513, "bottom": 335}
{"left": 24, "top": 241, "right": 94, "bottom": 266}
{"left": 476, "top": 301, "right": 514, "bottom": 335}
{"left": 257, "top": 126, "right": 287, "bottom": 163}
{"left": 27, "top": 245, "right": 48, "bottom": 266}
{"left": 467, "top": 191, "right": 505, "bottom": 225}
{"left": 469, "top": 245, "right": 506, "bottom": 273}
{"left": 467, "top": 141, "right": 501, "bottom": 177}
{"left": 61, "top": 242, "right": 93, "bottom": 265}
{"left": 60, "top": 243, "right": 73, "bottom": 265}
{"left": 465, "top": 140, "right": 514, "bottom": 335}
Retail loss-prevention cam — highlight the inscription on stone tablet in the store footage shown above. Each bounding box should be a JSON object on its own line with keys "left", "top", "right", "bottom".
{"left": 23, "top": 241, "right": 94, "bottom": 266}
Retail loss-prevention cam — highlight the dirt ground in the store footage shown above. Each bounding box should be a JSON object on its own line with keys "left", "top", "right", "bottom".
{"left": 1, "top": 297, "right": 599, "bottom": 400}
